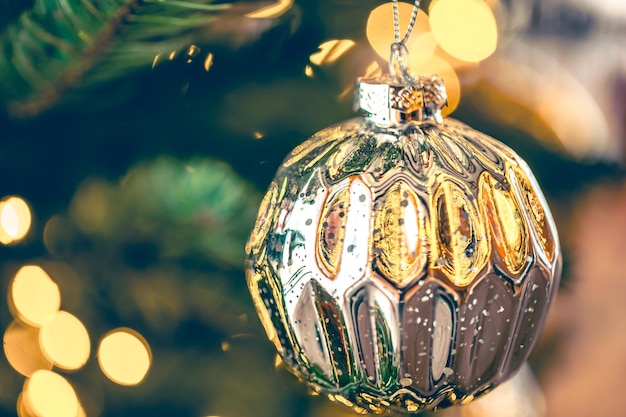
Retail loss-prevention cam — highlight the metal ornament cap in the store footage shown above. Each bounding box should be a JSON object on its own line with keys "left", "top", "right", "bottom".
{"left": 245, "top": 74, "right": 561, "bottom": 414}
{"left": 356, "top": 74, "right": 448, "bottom": 125}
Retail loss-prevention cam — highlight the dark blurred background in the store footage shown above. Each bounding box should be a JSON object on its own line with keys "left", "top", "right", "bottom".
{"left": 0, "top": 0, "right": 625, "bottom": 416}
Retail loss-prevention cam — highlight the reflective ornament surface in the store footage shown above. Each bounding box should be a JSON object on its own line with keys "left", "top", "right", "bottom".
{"left": 245, "top": 74, "right": 561, "bottom": 414}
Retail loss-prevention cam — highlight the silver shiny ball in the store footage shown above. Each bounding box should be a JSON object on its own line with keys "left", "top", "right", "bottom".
{"left": 245, "top": 75, "right": 561, "bottom": 413}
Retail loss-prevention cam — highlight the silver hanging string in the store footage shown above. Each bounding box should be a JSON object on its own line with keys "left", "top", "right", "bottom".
{"left": 389, "top": 0, "right": 421, "bottom": 82}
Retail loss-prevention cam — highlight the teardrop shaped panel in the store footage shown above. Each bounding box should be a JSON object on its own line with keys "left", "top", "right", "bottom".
{"left": 317, "top": 186, "right": 350, "bottom": 277}
{"left": 373, "top": 181, "right": 425, "bottom": 286}
{"left": 512, "top": 167, "right": 556, "bottom": 263}
{"left": 454, "top": 275, "right": 516, "bottom": 393}
{"left": 479, "top": 173, "right": 530, "bottom": 277}
{"left": 350, "top": 284, "right": 399, "bottom": 390}
{"left": 315, "top": 281, "right": 354, "bottom": 386}
{"left": 430, "top": 296, "right": 454, "bottom": 383}
{"left": 432, "top": 181, "right": 489, "bottom": 287}
{"left": 400, "top": 281, "right": 456, "bottom": 396}
{"left": 292, "top": 280, "right": 334, "bottom": 381}
{"left": 503, "top": 268, "right": 552, "bottom": 375}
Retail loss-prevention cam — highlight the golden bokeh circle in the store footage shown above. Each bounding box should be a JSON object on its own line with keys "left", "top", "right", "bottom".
{"left": 366, "top": 3, "right": 431, "bottom": 62}
{"left": 3, "top": 320, "right": 52, "bottom": 377}
{"left": 0, "top": 196, "right": 31, "bottom": 245}
{"left": 9, "top": 265, "right": 61, "bottom": 328}
{"left": 39, "top": 311, "right": 91, "bottom": 371}
{"left": 410, "top": 54, "right": 461, "bottom": 116}
{"left": 98, "top": 328, "right": 152, "bottom": 386}
{"left": 430, "top": 0, "right": 498, "bottom": 63}
{"left": 23, "top": 370, "right": 79, "bottom": 417}
{"left": 16, "top": 393, "right": 29, "bottom": 417}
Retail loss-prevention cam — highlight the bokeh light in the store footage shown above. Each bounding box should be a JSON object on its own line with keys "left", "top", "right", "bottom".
{"left": 39, "top": 311, "right": 91, "bottom": 371}
{"left": 430, "top": 0, "right": 498, "bottom": 62}
{"left": 246, "top": 0, "right": 293, "bottom": 19}
{"left": 364, "top": 2, "right": 462, "bottom": 116}
{"left": 23, "top": 370, "right": 80, "bottom": 417}
{"left": 3, "top": 320, "right": 52, "bottom": 377}
{"left": 310, "top": 39, "right": 356, "bottom": 67}
{"left": 17, "top": 393, "right": 29, "bottom": 417}
{"left": 9, "top": 265, "right": 61, "bottom": 327}
{"left": 97, "top": 329, "right": 152, "bottom": 386}
{"left": 366, "top": 3, "right": 430, "bottom": 62}
{"left": 411, "top": 55, "right": 461, "bottom": 116}
{"left": 477, "top": 56, "right": 611, "bottom": 159}
{"left": 0, "top": 196, "right": 32, "bottom": 245}
{"left": 204, "top": 53, "right": 214, "bottom": 72}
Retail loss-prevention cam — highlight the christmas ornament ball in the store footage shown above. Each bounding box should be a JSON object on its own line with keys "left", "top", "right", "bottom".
{"left": 245, "top": 75, "right": 561, "bottom": 413}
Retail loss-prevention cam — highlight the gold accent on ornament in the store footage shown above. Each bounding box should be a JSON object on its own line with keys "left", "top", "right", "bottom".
{"left": 317, "top": 186, "right": 350, "bottom": 277}
{"left": 479, "top": 172, "right": 529, "bottom": 276}
{"left": 432, "top": 180, "right": 489, "bottom": 287}
{"left": 245, "top": 181, "right": 279, "bottom": 256}
{"left": 373, "top": 181, "right": 425, "bottom": 286}
{"left": 512, "top": 166, "right": 556, "bottom": 263}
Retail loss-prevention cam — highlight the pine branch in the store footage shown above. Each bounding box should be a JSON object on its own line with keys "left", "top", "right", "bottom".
{"left": 0, "top": 0, "right": 280, "bottom": 118}
{"left": 69, "top": 156, "right": 262, "bottom": 268}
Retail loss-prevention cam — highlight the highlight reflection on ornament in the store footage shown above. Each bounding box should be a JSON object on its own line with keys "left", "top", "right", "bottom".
{"left": 245, "top": 73, "right": 561, "bottom": 413}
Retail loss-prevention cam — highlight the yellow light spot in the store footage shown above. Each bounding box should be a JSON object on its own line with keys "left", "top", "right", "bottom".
{"left": 0, "top": 196, "right": 31, "bottom": 245}
{"left": 39, "top": 311, "right": 90, "bottom": 371}
{"left": 366, "top": 3, "right": 431, "bottom": 62}
{"left": 9, "top": 265, "right": 61, "bottom": 327}
{"left": 310, "top": 39, "right": 356, "bottom": 67}
{"left": 77, "top": 31, "right": 92, "bottom": 44}
{"left": 168, "top": 50, "right": 177, "bottom": 60}
{"left": 362, "top": 61, "right": 383, "bottom": 79}
{"left": 411, "top": 55, "right": 461, "bottom": 116}
{"left": 253, "top": 131, "right": 265, "bottom": 140}
{"left": 305, "top": 64, "right": 314, "bottom": 78}
{"left": 98, "top": 329, "right": 152, "bottom": 386}
{"left": 3, "top": 320, "right": 52, "bottom": 377}
{"left": 23, "top": 370, "right": 79, "bottom": 417}
{"left": 274, "top": 354, "right": 284, "bottom": 368}
{"left": 462, "top": 394, "right": 475, "bottom": 404}
{"left": 204, "top": 53, "right": 214, "bottom": 72}
{"left": 430, "top": 0, "right": 498, "bottom": 62}
{"left": 221, "top": 341, "right": 231, "bottom": 352}
{"left": 246, "top": 0, "right": 293, "bottom": 18}
{"left": 187, "top": 44, "right": 200, "bottom": 57}
{"left": 152, "top": 53, "right": 161, "bottom": 70}
{"left": 186, "top": 45, "right": 201, "bottom": 64}
{"left": 338, "top": 85, "right": 353, "bottom": 100}
{"left": 439, "top": 51, "right": 480, "bottom": 71}
{"left": 410, "top": 32, "right": 438, "bottom": 65}
{"left": 16, "top": 393, "right": 29, "bottom": 417}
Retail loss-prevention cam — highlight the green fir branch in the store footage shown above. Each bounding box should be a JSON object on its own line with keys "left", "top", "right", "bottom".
{"left": 0, "top": 0, "right": 239, "bottom": 118}
{"left": 68, "top": 156, "right": 262, "bottom": 268}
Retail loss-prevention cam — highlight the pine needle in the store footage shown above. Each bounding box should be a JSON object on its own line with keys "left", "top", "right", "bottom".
{"left": 0, "top": 0, "right": 237, "bottom": 118}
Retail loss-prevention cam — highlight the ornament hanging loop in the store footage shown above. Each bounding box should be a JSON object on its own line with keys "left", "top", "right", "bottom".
{"left": 358, "top": 0, "right": 448, "bottom": 125}
{"left": 389, "top": 0, "right": 421, "bottom": 84}
{"left": 389, "top": 42, "right": 412, "bottom": 82}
